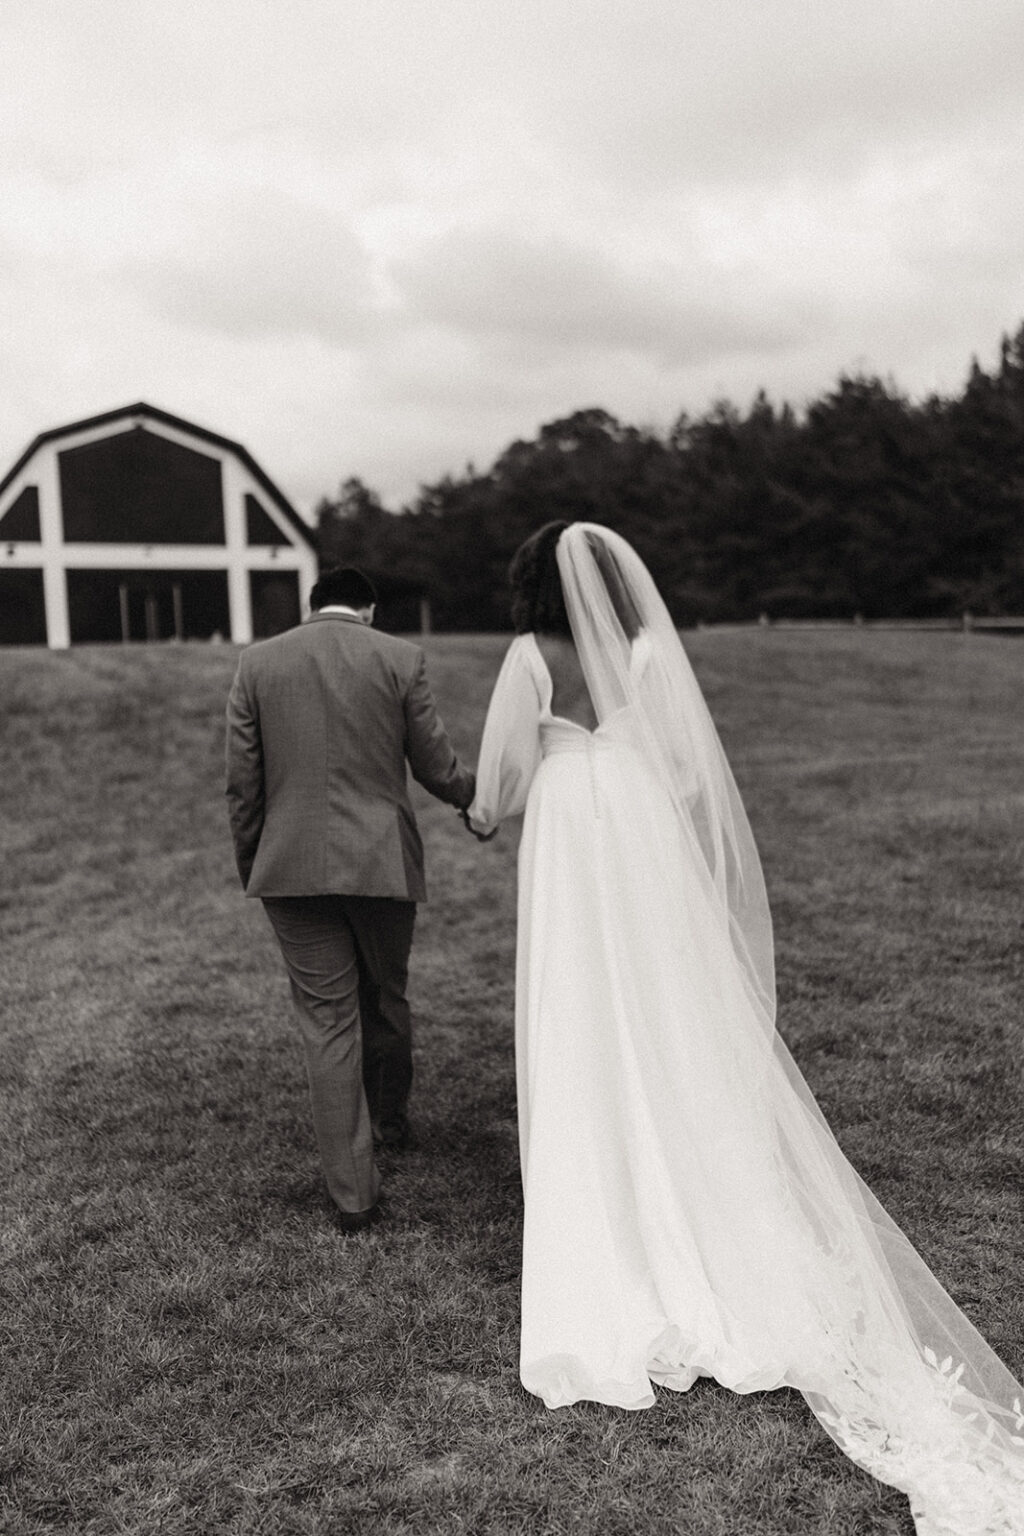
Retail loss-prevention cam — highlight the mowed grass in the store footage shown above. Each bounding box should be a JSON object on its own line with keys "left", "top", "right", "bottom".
{"left": 2, "top": 629, "right": 1023, "bottom": 1536}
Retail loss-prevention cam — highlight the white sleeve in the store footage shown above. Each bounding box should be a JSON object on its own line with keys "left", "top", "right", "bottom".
{"left": 468, "top": 636, "right": 543, "bottom": 831}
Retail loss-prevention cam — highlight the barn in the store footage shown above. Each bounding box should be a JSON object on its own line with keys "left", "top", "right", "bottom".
{"left": 0, "top": 402, "right": 318, "bottom": 647}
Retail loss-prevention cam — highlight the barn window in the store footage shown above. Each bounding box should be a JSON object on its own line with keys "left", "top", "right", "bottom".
{"left": 59, "top": 427, "right": 225, "bottom": 544}
{"left": 246, "top": 494, "right": 290, "bottom": 545}
{"left": 0, "top": 486, "right": 41, "bottom": 542}
{"left": 0, "top": 569, "right": 47, "bottom": 643}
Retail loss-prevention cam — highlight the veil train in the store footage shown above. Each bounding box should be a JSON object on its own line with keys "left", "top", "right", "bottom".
{"left": 551, "top": 523, "right": 1024, "bottom": 1534}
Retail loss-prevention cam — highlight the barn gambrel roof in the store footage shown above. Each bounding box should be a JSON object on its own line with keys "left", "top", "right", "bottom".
{"left": 0, "top": 401, "right": 316, "bottom": 549}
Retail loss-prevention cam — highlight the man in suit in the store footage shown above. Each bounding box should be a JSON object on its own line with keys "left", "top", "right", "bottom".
{"left": 225, "top": 566, "right": 476, "bottom": 1231}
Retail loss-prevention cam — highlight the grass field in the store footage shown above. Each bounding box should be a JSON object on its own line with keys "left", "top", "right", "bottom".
{"left": 2, "top": 629, "right": 1023, "bottom": 1536}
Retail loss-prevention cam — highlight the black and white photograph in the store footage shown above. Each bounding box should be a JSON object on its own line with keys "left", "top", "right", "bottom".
{"left": 2, "top": 2, "right": 1023, "bottom": 1532}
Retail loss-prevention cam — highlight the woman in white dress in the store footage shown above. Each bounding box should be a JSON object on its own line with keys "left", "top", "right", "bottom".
{"left": 467, "top": 520, "right": 1024, "bottom": 1535}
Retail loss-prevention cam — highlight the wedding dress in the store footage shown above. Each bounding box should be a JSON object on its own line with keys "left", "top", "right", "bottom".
{"left": 467, "top": 523, "right": 1024, "bottom": 1535}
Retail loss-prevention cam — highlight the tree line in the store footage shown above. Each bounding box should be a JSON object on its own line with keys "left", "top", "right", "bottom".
{"left": 316, "top": 321, "right": 1024, "bottom": 630}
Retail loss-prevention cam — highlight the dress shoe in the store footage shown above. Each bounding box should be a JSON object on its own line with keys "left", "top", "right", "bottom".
{"left": 334, "top": 1202, "right": 382, "bottom": 1234}
{"left": 372, "top": 1116, "right": 412, "bottom": 1152}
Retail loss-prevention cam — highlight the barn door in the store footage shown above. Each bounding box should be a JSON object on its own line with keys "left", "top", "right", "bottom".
{"left": 67, "top": 570, "right": 231, "bottom": 642}
{"left": 117, "top": 580, "right": 183, "bottom": 641}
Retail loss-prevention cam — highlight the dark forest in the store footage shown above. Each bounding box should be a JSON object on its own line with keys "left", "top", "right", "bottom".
{"left": 317, "top": 321, "right": 1024, "bottom": 630}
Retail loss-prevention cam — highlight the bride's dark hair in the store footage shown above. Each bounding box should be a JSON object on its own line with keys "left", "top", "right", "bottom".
{"left": 509, "top": 520, "right": 643, "bottom": 640}
{"left": 509, "top": 520, "right": 572, "bottom": 636}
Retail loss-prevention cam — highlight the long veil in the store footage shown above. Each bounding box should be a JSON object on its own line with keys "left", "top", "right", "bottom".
{"left": 556, "top": 523, "right": 1024, "bottom": 1534}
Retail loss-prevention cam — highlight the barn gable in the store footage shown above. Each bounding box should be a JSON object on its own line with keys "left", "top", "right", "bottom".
{"left": 0, "top": 403, "right": 318, "bottom": 647}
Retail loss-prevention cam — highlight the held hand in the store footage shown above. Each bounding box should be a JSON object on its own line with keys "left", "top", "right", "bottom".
{"left": 458, "top": 807, "right": 498, "bottom": 843}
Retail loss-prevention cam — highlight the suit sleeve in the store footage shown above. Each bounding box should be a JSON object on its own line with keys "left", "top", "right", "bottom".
{"left": 224, "top": 655, "right": 265, "bottom": 888}
{"left": 466, "top": 636, "right": 543, "bottom": 832}
{"left": 403, "top": 650, "right": 476, "bottom": 809}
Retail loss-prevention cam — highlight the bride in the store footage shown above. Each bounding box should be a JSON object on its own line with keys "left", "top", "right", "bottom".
{"left": 466, "top": 520, "right": 1024, "bottom": 1535}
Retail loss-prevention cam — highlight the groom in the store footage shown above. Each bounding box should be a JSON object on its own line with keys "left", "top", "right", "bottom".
{"left": 225, "top": 566, "right": 476, "bottom": 1231}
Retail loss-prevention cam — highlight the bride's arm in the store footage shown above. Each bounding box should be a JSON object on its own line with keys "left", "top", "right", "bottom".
{"left": 467, "top": 636, "right": 543, "bottom": 833}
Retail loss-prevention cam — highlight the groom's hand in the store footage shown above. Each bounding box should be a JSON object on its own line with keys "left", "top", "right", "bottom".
{"left": 458, "top": 807, "right": 497, "bottom": 843}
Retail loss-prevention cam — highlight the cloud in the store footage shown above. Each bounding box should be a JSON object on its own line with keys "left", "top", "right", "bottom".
{"left": 512, "top": 0, "right": 1024, "bottom": 192}
{"left": 390, "top": 227, "right": 821, "bottom": 367}
{"left": 122, "top": 191, "right": 380, "bottom": 345}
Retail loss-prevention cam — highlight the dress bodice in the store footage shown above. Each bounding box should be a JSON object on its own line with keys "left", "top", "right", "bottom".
{"left": 539, "top": 713, "right": 630, "bottom": 757}
{"left": 529, "top": 633, "right": 632, "bottom": 758}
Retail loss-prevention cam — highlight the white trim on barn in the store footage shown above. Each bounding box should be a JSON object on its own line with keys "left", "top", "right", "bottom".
{"left": 0, "top": 402, "right": 318, "bottom": 647}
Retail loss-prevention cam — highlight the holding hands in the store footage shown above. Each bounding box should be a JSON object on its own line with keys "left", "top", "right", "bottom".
{"left": 458, "top": 806, "right": 497, "bottom": 843}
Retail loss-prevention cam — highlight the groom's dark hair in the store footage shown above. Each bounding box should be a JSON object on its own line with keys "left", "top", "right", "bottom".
{"left": 310, "top": 566, "right": 378, "bottom": 611}
{"left": 509, "top": 521, "right": 572, "bottom": 636}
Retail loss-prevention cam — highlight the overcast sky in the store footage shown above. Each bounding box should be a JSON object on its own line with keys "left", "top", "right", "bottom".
{"left": 2, "top": 0, "right": 1023, "bottom": 514}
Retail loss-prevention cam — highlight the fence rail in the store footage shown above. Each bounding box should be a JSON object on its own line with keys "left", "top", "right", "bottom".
{"left": 696, "top": 615, "right": 1024, "bottom": 634}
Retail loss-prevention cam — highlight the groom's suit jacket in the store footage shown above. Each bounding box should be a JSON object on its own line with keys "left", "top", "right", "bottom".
{"left": 225, "top": 611, "right": 475, "bottom": 902}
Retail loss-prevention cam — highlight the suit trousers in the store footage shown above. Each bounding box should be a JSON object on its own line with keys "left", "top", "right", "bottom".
{"left": 262, "top": 894, "right": 417, "bottom": 1214}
